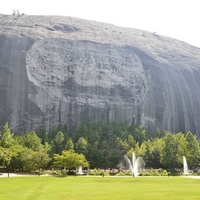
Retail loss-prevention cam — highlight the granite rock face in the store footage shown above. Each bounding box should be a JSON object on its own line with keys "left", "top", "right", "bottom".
{"left": 0, "top": 14, "right": 200, "bottom": 136}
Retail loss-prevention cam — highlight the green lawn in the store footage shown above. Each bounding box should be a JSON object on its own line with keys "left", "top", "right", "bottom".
{"left": 0, "top": 176, "right": 199, "bottom": 200}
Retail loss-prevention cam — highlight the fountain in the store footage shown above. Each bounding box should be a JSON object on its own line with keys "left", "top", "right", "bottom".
{"left": 77, "top": 166, "right": 84, "bottom": 175}
{"left": 124, "top": 152, "right": 143, "bottom": 176}
{"left": 183, "top": 156, "right": 189, "bottom": 175}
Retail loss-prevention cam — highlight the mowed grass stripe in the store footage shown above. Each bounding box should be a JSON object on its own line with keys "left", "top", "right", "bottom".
{"left": 0, "top": 176, "right": 199, "bottom": 200}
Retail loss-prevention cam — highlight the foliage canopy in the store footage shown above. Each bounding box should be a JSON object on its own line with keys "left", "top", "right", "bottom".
{"left": 0, "top": 121, "right": 199, "bottom": 173}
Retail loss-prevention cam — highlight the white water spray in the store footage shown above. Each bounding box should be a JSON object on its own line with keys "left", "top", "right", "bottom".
{"left": 183, "top": 156, "right": 189, "bottom": 175}
{"left": 124, "top": 152, "right": 143, "bottom": 176}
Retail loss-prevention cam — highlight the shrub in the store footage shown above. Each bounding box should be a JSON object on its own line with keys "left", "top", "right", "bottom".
{"left": 140, "top": 169, "right": 168, "bottom": 176}
{"left": 116, "top": 170, "right": 131, "bottom": 176}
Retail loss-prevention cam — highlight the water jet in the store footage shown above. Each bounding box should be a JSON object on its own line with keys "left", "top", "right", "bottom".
{"left": 183, "top": 156, "right": 189, "bottom": 175}
{"left": 124, "top": 152, "right": 143, "bottom": 176}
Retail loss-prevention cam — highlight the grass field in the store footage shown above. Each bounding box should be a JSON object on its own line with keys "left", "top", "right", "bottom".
{"left": 0, "top": 176, "right": 199, "bottom": 200}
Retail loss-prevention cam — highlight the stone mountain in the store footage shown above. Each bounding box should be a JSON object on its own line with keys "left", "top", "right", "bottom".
{"left": 0, "top": 14, "right": 200, "bottom": 136}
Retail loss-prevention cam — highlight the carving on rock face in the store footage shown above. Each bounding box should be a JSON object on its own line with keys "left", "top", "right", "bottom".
{"left": 26, "top": 39, "right": 147, "bottom": 111}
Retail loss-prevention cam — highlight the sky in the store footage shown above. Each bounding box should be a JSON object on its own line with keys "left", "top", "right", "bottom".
{"left": 1, "top": 0, "right": 200, "bottom": 47}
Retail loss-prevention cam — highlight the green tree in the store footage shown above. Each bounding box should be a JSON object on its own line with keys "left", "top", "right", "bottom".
{"left": 137, "top": 142, "right": 147, "bottom": 157}
{"left": 12, "top": 148, "right": 35, "bottom": 172}
{"left": 129, "top": 125, "right": 146, "bottom": 144}
{"left": 0, "top": 123, "right": 15, "bottom": 148}
{"left": 0, "top": 147, "right": 13, "bottom": 176}
{"left": 33, "top": 150, "right": 51, "bottom": 173}
{"left": 185, "top": 131, "right": 200, "bottom": 169}
{"left": 174, "top": 132, "right": 187, "bottom": 166}
{"left": 76, "top": 137, "right": 88, "bottom": 155}
{"left": 116, "top": 137, "right": 129, "bottom": 151}
{"left": 52, "top": 131, "right": 65, "bottom": 153}
{"left": 23, "top": 131, "right": 43, "bottom": 151}
{"left": 126, "top": 147, "right": 135, "bottom": 159}
{"left": 127, "top": 135, "right": 136, "bottom": 149}
{"left": 65, "top": 138, "right": 74, "bottom": 151}
{"left": 53, "top": 150, "right": 89, "bottom": 172}
{"left": 161, "top": 133, "right": 180, "bottom": 170}
{"left": 87, "top": 141, "right": 102, "bottom": 168}
{"left": 11, "top": 147, "right": 50, "bottom": 173}
{"left": 144, "top": 138, "right": 163, "bottom": 168}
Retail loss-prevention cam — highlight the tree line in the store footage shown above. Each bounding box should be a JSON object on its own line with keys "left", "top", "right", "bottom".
{"left": 0, "top": 121, "right": 199, "bottom": 174}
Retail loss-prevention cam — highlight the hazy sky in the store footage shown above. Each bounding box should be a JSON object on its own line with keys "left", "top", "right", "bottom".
{"left": 1, "top": 0, "right": 200, "bottom": 47}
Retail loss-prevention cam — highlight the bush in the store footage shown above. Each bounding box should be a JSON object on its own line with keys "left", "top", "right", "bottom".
{"left": 140, "top": 171, "right": 151, "bottom": 176}
{"left": 161, "top": 170, "right": 168, "bottom": 176}
{"left": 89, "top": 168, "right": 104, "bottom": 176}
{"left": 116, "top": 170, "right": 131, "bottom": 176}
{"left": 45, "top": 170, "right": 62, "bottom": 176}
{"left": 140, "top": 169, "right": 168, "bottom": 176}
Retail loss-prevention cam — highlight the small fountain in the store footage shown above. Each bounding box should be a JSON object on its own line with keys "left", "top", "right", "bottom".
{"left": 183, "top": 156, "right": 189, "bottom": 175}
{"left": 124, "top": 152, "right": 143, "bottom": 176}
{"left": 132, "top": 153, "right": 139, "bottom": 176}
{"left": 77, "top": 166, "right": 84, "bottom": 175}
